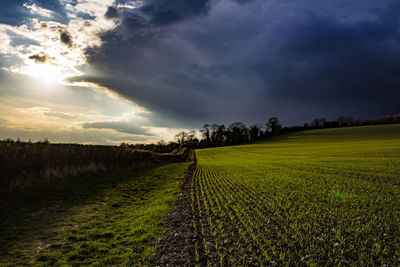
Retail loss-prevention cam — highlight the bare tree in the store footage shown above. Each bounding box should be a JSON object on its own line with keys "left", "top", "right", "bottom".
{"left": 266, "top": 117, "right": 281, "bottom": 135}
{"left": 337, "top": 116, "right": 354, "bottom": 127}
{"left": 311, "top": 118, "right": 326, "bottom": 128}
{"left": 249, "top": 124, "right": 261, "bottom": 142}
{"left": 229, "top": 122, "right": 249, "bottom": 144}
{"left": 174, "top": 131, "right": 188, "bottom": 149}
{"left": 200, "top": 124, "right": 210, "bottom": 145}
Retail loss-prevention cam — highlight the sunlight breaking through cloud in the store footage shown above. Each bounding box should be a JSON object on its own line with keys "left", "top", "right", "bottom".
{"left": 0, "top": 0, "right": 193, "bottom": 144}
{"left": 0, "top": 0, "right": 117, "bottom": 85}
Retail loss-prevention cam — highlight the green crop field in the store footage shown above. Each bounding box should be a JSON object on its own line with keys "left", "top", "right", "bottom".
{"left": 192, "top": 124, "right": 400, "bottom": 265}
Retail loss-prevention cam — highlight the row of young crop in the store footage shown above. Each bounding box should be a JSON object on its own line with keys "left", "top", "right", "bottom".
{"left": 191, "top": 148, "right": 400, "bottom": 265}
{"left": 192, "top": 163, "right": 293, "bottom": 265}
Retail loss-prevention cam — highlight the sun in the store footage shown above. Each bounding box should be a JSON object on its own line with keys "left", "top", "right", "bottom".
{"left": 23, "top": 62, "right": 66, "bottom": 83}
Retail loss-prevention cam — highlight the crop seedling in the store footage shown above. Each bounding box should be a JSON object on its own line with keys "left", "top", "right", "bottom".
{"left": 191, "top": 125, "right": 400, "bottom": 265}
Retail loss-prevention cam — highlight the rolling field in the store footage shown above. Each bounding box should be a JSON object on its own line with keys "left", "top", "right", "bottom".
{"left": 192, "top": 124, "right": 400, "bottom": 265}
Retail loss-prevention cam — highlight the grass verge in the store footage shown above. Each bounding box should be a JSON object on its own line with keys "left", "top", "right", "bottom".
{"left": 0, "top": 162, "right": 191, "bottom": 266}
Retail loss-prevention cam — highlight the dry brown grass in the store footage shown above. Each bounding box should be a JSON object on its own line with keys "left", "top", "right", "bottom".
{"left": 0, "top": 139, "right": 190, "bottom": 192}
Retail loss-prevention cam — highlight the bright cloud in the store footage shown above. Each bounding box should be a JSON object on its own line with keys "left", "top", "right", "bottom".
{"left": 23, "top": 3, "right": 55, "bottom": 18}
{"left": 0, "top": 31, "right": 10, "bottom": 53}
{"left": 0, "top": 0, "right": 117, "bottom": 85}
{"left": 0, "top": 0, "right": 192, "bottom": 144}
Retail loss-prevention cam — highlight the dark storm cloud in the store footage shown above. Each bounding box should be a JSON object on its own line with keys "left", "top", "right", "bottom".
{"left": 82, "top": 0, "right": 400, "bottom": 126}
{"left": 139, "top": 0, "right": 211, "bottom": 26}
{"left": 254, "top": 6, "right": 400, "bottom": 114}
{"left": 82, "top": 121, "right": 154, "bottom": 136}
{"left": 60, "top": 31, "right": 73, "bottom": 47}
{"left": 108, "top": 0, "right": 213, "bottom": 37}
{"left": 114, "top": 0, "right": 212, "bottom": 26}
{"left": 70, "top": 63, "right": 268, "bottom": 128}
{"left": 231, "top": 0, "right": 254, "bottom": 4}
{"left": 105, "top": 6, "right": 119, "bottom": 19}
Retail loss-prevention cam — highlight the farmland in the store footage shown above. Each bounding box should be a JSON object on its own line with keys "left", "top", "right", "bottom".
{"left": 1, "top": 124, "right": 399, "bottom": 266}
{"left": 192, "top": 124, "right": 400, "bottom": 265}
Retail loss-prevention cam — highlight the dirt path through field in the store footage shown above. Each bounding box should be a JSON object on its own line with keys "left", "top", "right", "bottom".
{"left": 154, "top": 158, "right": 197, "bottom": 266}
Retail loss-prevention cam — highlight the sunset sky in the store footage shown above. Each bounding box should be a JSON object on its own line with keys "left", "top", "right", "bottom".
{"left": 1, "top": 0, "right": 399, "bottom": 144}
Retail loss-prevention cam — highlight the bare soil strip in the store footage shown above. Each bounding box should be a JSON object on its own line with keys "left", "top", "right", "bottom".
{"left": 154, "top": 159, "right": 197, "bottom": 266}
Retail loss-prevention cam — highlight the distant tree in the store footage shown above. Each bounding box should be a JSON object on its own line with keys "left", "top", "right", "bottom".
{"left": 174, "top": 131, "right": 188, "bottom": 149}
{"left": 393, "top": 114, "right": 400, "bottom": 123}
{"left": 187, "top": 130, "right": 196, "bottom": 141}
{"left": 228, "top": 122, "right": 249, "bottom": 144}
{"left": 120, "top": 142, "right": 129, "bottom": 148}
{"left": 210, "top": 124, "right": 226, "bottom": 146}
{"left": 37, "top": 137, "right": 50, "bottom": 144}
{"left": 266, "top": 117, "right": 281, "bottom": 135}
{"left": 344, "top": 116, "right": 354, "bottom": 126}
{"left": 174, "top": 130, "right": 199, "bottom": 149}
{"left": 210, "top": 124, "right": 218, "bottom": 145}
{"left": 200, "top": 124, "right": 211, "bottom": 145}
{"left": 311, "top": 118, "right": 319, "bottom": 128}
{"left": 216, "top": 125, "right": 227, "bottom": 146}
{"left": 186, "top": 130, "right": 199, "bottom": 148}
{"left": 337, "top": 116, "right": 345, "bottom": 127}
{"left": 249, "top": 124, "right": 261, "bottom": 142}
{"left": 323, "top": 120, "right": 339, "bottom": 128}
{"left": 337, "top": 116, "right": 354, "bottom": 127}
{"left": 311, "top": 118, "right": 326, "bottom": 128}
{"left": 157, "top": 139, "right": 167, "bottom": 146}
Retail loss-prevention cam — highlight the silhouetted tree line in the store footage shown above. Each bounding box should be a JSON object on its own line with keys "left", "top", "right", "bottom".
{"left": 281, "top": 113, "right": 400, "bottom": 135}
{"left": 173, "top": 117, "right": 282, "bottom": 149}
{"left": 169, "top": 113, "right": 400, "bottom": 150}
{"left": 123, "top": 113, "right": 400, "bottom": 152}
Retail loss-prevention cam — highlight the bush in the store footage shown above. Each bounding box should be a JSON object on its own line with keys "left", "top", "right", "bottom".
{"left": 0, "top": 140, "right": 190, "bottom": 192}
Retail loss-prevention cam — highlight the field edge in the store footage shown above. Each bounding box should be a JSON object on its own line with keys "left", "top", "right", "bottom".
{"left": 153, "top": 157, "right": 197, "bottom": 265}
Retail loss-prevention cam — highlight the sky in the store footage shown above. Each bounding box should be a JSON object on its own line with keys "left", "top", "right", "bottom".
{"left": 0, "top": 0, "right": 399, "bottom": 144}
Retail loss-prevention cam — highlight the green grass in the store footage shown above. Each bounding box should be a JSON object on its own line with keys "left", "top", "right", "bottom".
{"left": 193, "top": 124, "right": 400, "bottom": 265}
{"left": 0, "top": 162, "right": 191, "bottom": 266}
